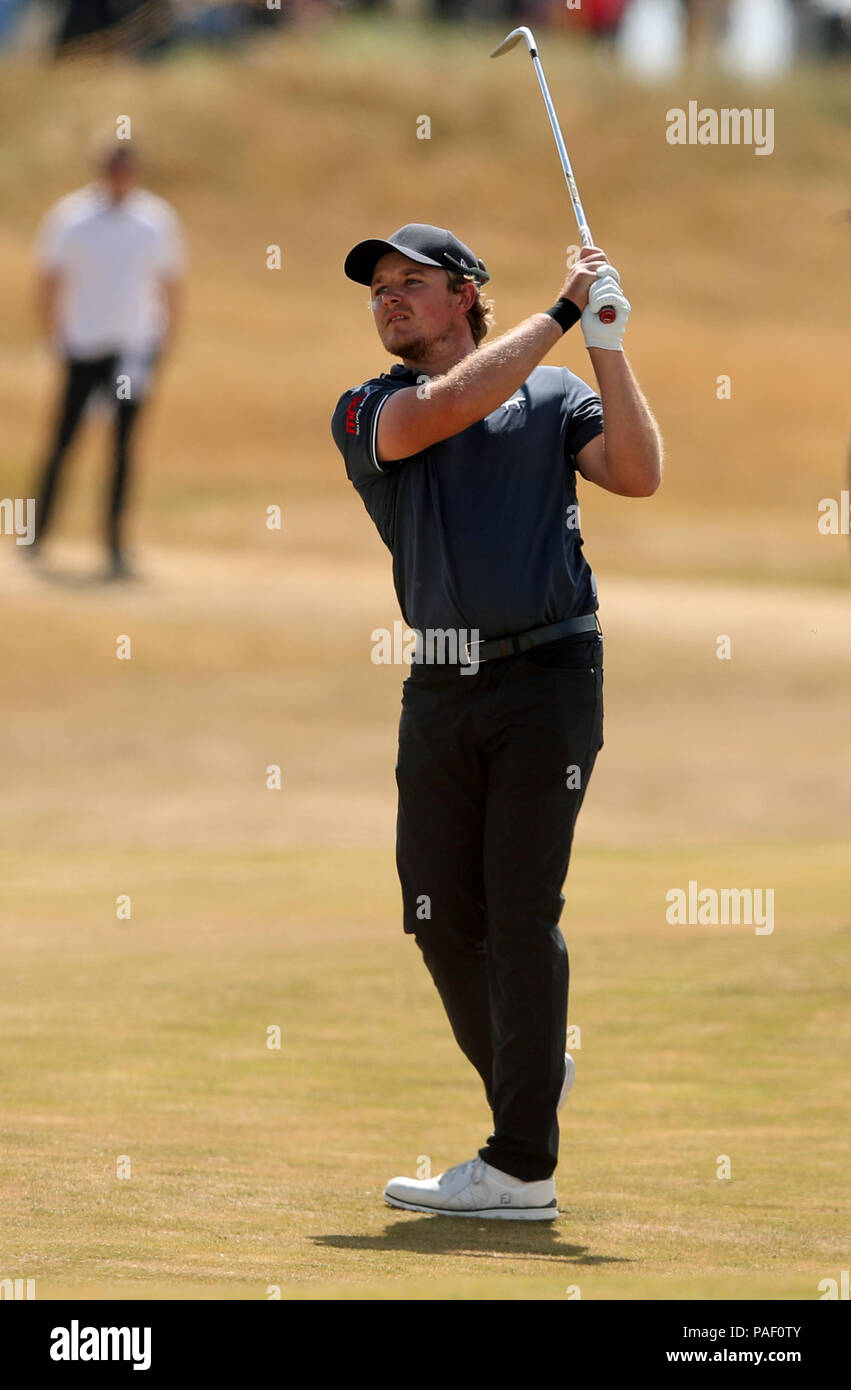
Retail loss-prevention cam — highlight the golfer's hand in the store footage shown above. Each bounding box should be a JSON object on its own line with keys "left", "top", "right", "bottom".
{"left": 582, "top": 268, "right": 631, "bottom": 351}
{"left": 558, "top": 246, "right": 611, "bottom": 311}
{"left": 560, "top": 247, "right": 631, "bottom": 351}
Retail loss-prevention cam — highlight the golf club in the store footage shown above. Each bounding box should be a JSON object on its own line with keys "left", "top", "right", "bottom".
{"left": 490, "top": 26, "right": 617, "bottom": 325}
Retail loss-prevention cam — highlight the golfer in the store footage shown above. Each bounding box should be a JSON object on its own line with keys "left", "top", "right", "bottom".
{"left": 331, "top": 223, "right": 662, "bottom": 1219}
{"left": 29, "top": 139, "right": 184, "bottom": 578}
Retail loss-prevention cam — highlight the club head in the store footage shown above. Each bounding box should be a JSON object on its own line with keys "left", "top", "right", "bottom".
{"left": 489, "top": 26, "right": 537, "bottom": 59}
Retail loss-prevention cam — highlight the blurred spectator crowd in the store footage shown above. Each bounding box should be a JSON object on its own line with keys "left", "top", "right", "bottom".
{"left": 0, "top": 0, "right": 847, "bottom": 66}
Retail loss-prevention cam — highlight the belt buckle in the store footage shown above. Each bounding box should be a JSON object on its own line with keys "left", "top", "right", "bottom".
{"left": 464, "top": 636, "right": 487, "bottom": 665}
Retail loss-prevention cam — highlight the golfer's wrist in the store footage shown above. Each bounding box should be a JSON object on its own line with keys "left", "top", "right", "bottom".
{"left": 543, "top": 297, "right": 582, "bottom": 335}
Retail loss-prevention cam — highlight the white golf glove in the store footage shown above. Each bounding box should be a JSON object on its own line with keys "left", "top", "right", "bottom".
{"left": 582, "top": 263, "right": 631, "bottom": 351}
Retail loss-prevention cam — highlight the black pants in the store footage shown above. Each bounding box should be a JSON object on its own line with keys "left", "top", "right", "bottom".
{"left": 33, "top": 353, "right": 153, "bottom": 555}
{"left": 395, "top": 630, "right": 604, "bottom": 1182}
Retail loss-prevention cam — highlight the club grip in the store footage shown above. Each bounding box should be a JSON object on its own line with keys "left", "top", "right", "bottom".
{"left": 598, "top": 306, "right": 616, "bottom": 325}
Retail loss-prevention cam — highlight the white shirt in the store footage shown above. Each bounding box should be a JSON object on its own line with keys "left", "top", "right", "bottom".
{"left": 36, "top": 183, "right": 185, "bottom": 357}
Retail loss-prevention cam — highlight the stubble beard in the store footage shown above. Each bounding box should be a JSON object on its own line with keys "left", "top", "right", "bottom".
{"left": 391, "top": 322, "right": 454, "bottom": 371}
{"left": 395, "top": 336, "right": 430, "bottom": 366}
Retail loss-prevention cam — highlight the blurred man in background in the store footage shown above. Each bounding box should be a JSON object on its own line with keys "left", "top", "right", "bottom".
{"left": 29, "top": 138, "right": 184, "bottom": 578}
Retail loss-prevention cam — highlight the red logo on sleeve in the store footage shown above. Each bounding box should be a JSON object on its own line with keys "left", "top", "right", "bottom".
{"left": 345, "top": 391, "right": 367, "bottom": 436}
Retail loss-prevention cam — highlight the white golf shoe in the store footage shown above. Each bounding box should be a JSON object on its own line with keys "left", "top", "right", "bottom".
{"left": 559, "top": 1052, "right": 576, "bottom": 1110}
{"left": 383, "top": 1156, "right": 558, "bottom": 1220}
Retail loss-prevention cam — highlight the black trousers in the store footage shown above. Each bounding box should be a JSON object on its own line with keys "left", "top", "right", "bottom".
{"left": 33, "top": 353, "right": 153, "bottom": 555}
{"left": 395, "top": 630, "right": 604, "bottom": 1182}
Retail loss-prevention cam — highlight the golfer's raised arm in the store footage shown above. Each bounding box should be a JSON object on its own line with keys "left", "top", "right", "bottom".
{"left": 375, "top": 247, "right": 609, "bottom": 464}
{"left": 375, "top": 315, "right": 558, "bottom": 462}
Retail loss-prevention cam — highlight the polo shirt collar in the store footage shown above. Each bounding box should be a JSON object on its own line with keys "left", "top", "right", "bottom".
{"left": 386, "top": 363, "right": 429, "bottom": 385}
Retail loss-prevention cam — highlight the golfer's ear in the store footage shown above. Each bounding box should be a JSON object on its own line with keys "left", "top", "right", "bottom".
{"left": 455, "top": 281, "right": 477, "bottom": 312}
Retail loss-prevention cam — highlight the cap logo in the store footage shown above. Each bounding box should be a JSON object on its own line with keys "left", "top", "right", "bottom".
{"left": 444, "top": 251, "right": 485, "bottom": 280}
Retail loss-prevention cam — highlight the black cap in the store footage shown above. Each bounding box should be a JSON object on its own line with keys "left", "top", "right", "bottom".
{"left": 344, "top": 223, "right": 490, "bottom": 286}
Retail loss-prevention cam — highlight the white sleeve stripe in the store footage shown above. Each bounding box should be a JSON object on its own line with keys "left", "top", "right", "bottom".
{"left": 369, "top": 391, "right": 393, "bottom": 473}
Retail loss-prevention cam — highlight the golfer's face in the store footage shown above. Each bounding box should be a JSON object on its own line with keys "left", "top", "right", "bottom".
{"left": 370, "top": 254, "right": 453, "bottom": 354}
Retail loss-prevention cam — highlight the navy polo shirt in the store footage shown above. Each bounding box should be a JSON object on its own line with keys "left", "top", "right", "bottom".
{"left": 330, "top": 361, "right": 604, "bottom": 637}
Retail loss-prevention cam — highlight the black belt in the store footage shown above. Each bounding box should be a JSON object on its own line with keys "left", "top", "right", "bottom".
{"left": 464, "top": 613, "right": 601, "bottom": 665}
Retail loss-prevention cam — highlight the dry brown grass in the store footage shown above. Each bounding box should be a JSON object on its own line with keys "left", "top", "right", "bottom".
{"left": 0, "top": 21, "right": 849, "bottom": 586}
{"left": 0, "top": 540, "right": 849, "bottom": 855}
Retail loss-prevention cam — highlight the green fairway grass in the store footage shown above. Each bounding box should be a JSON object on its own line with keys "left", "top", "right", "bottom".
{"left": 0, "top": 537, "right": 848, "bottom": 1300}
{"left": 1, "top": 841, "right": 847, "bottom": 1300}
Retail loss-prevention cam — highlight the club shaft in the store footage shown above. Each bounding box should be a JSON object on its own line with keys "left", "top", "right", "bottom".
{"left": 529, "top": 53, "right": 592, "bottom": 248}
